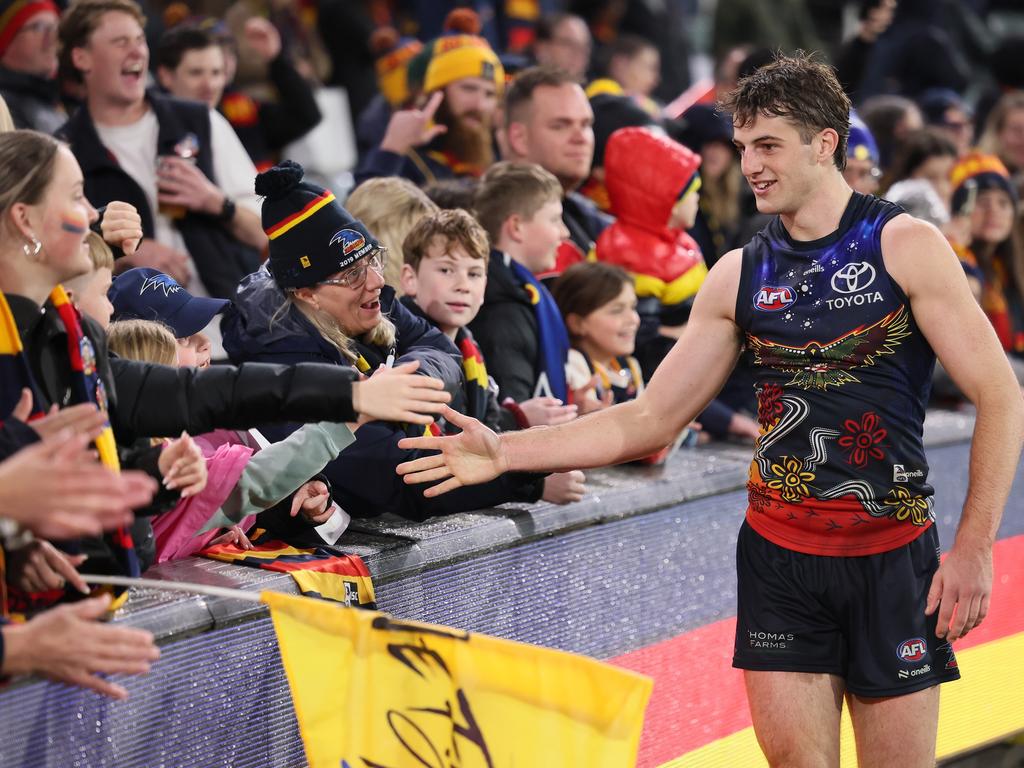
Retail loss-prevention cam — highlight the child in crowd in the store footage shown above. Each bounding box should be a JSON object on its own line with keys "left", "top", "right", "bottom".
{"left": 107, "top": 267, "right": 227, "bottom": 369}
{"left": 106, "top": 318, "right": 356, "bottom": 561}
{"left": 345, "top": 176, "right": 439, "bottom": 292}
{"left": 551, "top": 262, "right": 643, "bottom": 404}
{"left": 64, "top": 232, "right": 115, "bottom": 330}
{"left": 552, "top": 262, "right": 695, "bottom": 462}
{"left": 471, "top": 161, "right": 602, "bottom": 415}
{"left": 400, "top": 209, "right": 586, "bottom": 503}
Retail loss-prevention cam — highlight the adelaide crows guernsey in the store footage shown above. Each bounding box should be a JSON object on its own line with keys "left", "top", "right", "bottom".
{"left": 735, "top": 193, "right": 936, "bottom": 556}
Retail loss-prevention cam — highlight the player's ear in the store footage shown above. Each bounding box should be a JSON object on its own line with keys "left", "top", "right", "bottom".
{"left": 817, "top": 128, "right": 840, "bottom": 166}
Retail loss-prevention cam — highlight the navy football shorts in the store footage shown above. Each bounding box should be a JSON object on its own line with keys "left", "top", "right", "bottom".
{"left": 732, "top": 520, "right": 961, "bottom": 697}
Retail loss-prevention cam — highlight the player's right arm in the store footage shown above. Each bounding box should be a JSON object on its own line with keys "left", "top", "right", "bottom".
{"left": 397, "top": 250, "right": 745, "bottom": 496}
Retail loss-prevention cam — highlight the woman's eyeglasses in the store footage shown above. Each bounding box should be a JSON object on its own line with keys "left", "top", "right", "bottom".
{"left": 318, "top": 248, "right": 387, "bottom": 290}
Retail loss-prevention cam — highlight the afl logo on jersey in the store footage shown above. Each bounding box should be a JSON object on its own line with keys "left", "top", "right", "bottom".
{"left": 329, "top": 228, "right": 366, "bottom": 255}
{"left": 897, "top": 638, "right": 928, "bottom": 663}
{"left": 753, "top": 286, "right": 797, "bottom": 311}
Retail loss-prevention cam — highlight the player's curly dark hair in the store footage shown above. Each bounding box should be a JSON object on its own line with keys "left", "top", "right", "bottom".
{"left": 719, "top": 51, "right": 851, "bottom": 171}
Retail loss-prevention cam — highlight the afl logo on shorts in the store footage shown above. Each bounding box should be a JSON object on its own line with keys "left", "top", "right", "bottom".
{"left": 753, "top": 286, "right": 796, "bottom": 312}
{"left": 329, "top": 228, "right": 366, "bottom": 255}
{"left": 897, "top": 637, "right": 928, "bottom": 663}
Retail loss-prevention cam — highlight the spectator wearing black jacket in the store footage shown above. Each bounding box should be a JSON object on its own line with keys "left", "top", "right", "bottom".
{"left": 222, "top": 162, "right": 543, "bottom": 521}
{"left": 398, "top": 208, "right": 585, "bottom": 505}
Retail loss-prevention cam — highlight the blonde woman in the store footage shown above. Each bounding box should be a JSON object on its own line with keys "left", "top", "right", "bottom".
{"left": 346, "top": 176, "right": 438, "bottom": 292}
{"left": 223, "top": 162, "right": 546, "bottom": 520}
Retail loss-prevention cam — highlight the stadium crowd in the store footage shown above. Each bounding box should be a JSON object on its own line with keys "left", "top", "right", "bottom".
{"left": 0, "top": 0, "right": 1022, "bottom": 701}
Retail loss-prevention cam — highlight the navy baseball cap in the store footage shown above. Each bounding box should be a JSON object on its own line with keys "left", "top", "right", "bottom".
{"left": 108, "top": 268, "right": 229, "bottom": 338}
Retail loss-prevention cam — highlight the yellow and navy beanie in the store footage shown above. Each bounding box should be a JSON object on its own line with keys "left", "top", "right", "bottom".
{"left": 0, "top": 0, "right": 57, "bottom": 57}
{"left": 422, "top": 9, "right": 504, "bottom": 95}
{"left": 371, "top": 26, "right": 423, "bottom": 108}
{"left": 256, "top": 161, "right": 379, "bottom": 290}
{"left": 951, "top": 152, "right": 1018, "bottom": 214}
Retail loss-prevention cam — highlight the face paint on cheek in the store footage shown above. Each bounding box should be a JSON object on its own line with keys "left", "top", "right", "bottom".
{"left": 61, "top": 214, "right": 88, "bottom": 235}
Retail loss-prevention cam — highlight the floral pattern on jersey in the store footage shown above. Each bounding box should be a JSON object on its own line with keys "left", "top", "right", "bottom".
{"left": 746, "top": 306, "right": 912, "bottom": 390}
{"left": 837, "top": 411, "right": 888, "bottom": 468}
{"left": 883, "top": 486, "right": 931, "bottom": 526}
{"left": 765, "top": 456, "right": 815, "bottom": 503}
{"left": 756, "top": 383, "right": 785, "bottom": 429}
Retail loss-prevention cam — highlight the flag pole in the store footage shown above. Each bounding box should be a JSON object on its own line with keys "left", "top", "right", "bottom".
{"left": 82, "top": 573, "right": 265, "bottom": 603}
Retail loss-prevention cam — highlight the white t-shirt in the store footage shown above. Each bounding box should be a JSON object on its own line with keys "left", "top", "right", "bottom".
{"left": 95, "top": 106, "right": 260, "bottom": 298}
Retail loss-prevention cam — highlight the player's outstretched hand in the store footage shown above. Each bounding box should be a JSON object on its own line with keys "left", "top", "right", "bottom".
{"left": 351, "top": 360, "right": 451, "bottom": 425}
{"left": 925, "top": 540, "right": 993, "bottom": 641}
{"left": 396, "top": 406, "right": 507, "bottom": 496}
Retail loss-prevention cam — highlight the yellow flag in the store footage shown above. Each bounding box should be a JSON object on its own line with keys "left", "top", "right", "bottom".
{"left": 263, "top": 591, "right": 653, "bottom": 768}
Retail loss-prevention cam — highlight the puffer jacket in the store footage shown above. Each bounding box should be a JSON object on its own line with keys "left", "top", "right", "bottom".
{"left": 221, "top": 267, "right": 541, "bottom": 519}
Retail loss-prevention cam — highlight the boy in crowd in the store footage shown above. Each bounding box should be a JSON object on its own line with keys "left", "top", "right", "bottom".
{"left": 471, "top": 161, "right": 603, "bottom": 413}
{"left": 399, "top": 208, "right": 586, "bottom": 504}
{"left": 64, "top": 231, "right": 116, "bottom": 330}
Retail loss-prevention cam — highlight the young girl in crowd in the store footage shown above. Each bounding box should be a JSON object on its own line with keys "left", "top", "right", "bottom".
{"left": 552, "top": 262, "right": 644, "bottom": 405}
{"left": 107, "top": 318, "right": 357, "bottom": 562}
{"left": 596, "top": 127, "right": 760, "bottom": 442}
{"left": 552, "top": 262, "right": 695, "bottom": 462}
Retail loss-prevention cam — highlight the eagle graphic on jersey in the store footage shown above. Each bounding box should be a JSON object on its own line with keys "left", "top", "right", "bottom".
{"left": 747, "top": 306, "right": 912, "bottom": 390}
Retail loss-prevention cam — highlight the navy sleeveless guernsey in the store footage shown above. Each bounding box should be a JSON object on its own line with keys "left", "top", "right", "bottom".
{"left": 735, "top": 193, "right": 937, "bottom": 556}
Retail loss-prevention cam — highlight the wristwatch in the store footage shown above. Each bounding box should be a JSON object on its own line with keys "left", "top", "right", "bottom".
{"left": 215, "top": 195, "right": 236, "bottom": 223}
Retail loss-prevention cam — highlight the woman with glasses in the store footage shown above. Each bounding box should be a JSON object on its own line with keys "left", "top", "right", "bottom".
{"left": 222, "top": 162, "right": 548, "bottom": 521}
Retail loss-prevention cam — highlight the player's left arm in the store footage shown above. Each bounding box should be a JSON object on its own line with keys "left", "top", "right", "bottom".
{"left": 882, "top": 214, "right": 1024, "bottom": 641}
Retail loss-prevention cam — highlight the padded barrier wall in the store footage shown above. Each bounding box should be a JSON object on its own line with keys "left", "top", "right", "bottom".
{"left": 0, "top": 414, "right": 1019, "bottom": 766}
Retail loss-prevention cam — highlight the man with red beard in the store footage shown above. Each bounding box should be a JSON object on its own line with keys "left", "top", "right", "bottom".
{"left": 356, "top": 14, "right": 503, "bottom": 186}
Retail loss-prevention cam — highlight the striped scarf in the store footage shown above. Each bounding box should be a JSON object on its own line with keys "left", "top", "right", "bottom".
{"left": 0, "top": 287, "right": 138, "bottom": 614}
{"left": 509, "top": 259, "right": 570, "bottom": 401}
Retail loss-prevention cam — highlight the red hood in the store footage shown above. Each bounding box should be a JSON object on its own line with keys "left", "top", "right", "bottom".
{"left": 604, "top": 127, "right": 701, "bottom": 230}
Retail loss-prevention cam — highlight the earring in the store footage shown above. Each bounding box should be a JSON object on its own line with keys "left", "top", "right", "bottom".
{"left": 22, "top": 235, "right": 41, "bottom": 259}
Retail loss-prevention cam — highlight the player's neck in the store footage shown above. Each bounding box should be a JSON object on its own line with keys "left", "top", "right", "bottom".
{"left": 779, "top": 175, "right": 853, "bottom": 243}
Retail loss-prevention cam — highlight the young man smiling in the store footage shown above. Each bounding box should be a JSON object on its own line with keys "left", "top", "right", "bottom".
{"left": 397, "top": 54, "right": 1024, "bottom": 768}
{"left": 57, "top": 0, "right": 266, "bottom": 300}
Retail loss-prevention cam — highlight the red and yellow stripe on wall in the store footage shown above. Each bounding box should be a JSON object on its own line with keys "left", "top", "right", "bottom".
{"left": 611, "top": 534, "right": 1024, "bottom": 767}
